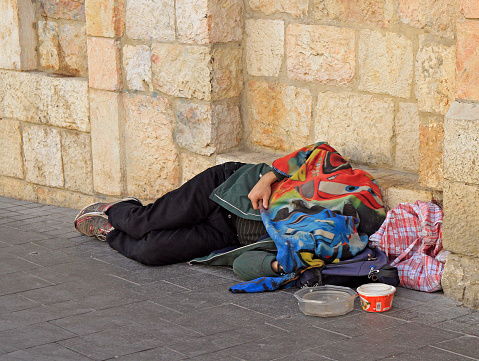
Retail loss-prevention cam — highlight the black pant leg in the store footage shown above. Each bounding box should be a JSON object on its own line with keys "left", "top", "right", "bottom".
{"left": 107, "top": 162, "right": 244, "bottom": 239}
{"left": 106, "top": 221, "right": 240, "bottom": 266}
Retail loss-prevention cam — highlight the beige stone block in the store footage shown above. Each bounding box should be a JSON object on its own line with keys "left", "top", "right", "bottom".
{"left": 287, "top": 24, "right": 355, "bottom": 86}
{"left": 0, "top": 70, "right": 43, "bottom": 121}
{"left": 416, "top": 35, "right": 455, "bottom": 115}
{"left": 313, "top": 0, "right": 393, "bottom": 27}
{"left": 124, "top": 93, "right": 179, "bottom": 199}
{"left": 213, "top": 100, "right": 242, "bottom": 153}
{"left": 216, "top": 149, "right": 279, "bottom": 166}
{"left": 37, "top": 187, "right": 95, "bottom": 210}
{"left": 38, "top": 21, "right": 60, "bottom": 72}
{"left": 397, "top": 0, "right": 460, "bottom": 39}
{"left": 315, "top": 91, "right": 394, "bottom": 165}
{"left": 442, "top": 254, "right": 479, "bottom": 308}
{"left": 443, "top": 180, "right": 479, "bottom": 256}
{"left": 249, "top": 0, "right": 308, "bottom": 17}
{"left": 175, "top": 100, "right": 241, "bottom": 156}
{"left": 43, "top": 75, "right": 90, "bottom": 131}
{"left": 151, "top": 43, "right": 211, "bottom": 100}
{"left": 61, "top": 131, "right": 93, "bottom": 194}
{"left": 383, "top": 186, "right": 433, "bottom": 211}
{"left": 457, "top": 21, "right": 479, "bottom": 101}
{"left": 0, "top": 176, "right": 37, "bottom": 202}
{"left": 0, "top": 0, "right": 37, "bottom": 70}
{"left": 0, "top": 118, "right": 23, "bottom": 178}
{"left": 359, "top": 29, "right": 413, "bottom": 98}
{"left": 245, "top": 19, "right": 284, "bottom": 77}
{"left": 209, "top": 0, "right": 243, "bottom": 43}
{"left": 23, "top": 125, "right": 64, "bottom": 188}
{"left": 461, "top": 0, "right": 479, "bottom": 18}
{"left": 177, "top": 0, "right": 243, "bottom": 44}
{"left": 87, "top": 37, "right": 121, "bottom": 91}
{"left": 211, "top": 46, "right": 243, "bottom": 100}
{"left": 39, "top": 20, "right": 88, "bottom": 76}
{"left": 419, "top": 115, "right": 444, "bottom": 189}
{"left": 89, "top": 89, "right": 122, "bottom": 196}
{"left": 181, "top": 153, "right": 215, "bottom": 184}
{"left": 247, "top": 80, "right": 312, "bottom": 152}
{"left": 175, "top": 102, "right": 216, "bottom": 156}
{"left": 126, "top": 0, "right": 174, "bottom": 42}
{"left": 123, "top": 45, "right": 152, "bottom": 92}
{"left": 86, "top": 0, "right": 125, "bottom": 37}
{"left": 395, "top": 103, "right": 419, "bottom": 172}
{"left": 40, "top": 0, "right": 85, "bottom": 20}
{"left": 444, "top": 102, "right": 479, "bottom": 184}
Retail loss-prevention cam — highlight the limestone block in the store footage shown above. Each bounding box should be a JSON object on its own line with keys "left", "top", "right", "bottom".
{"left": 209, "top": 0, "right": 243, "bottom": 43}
{"left": 213, "top": 101, "right": 242, "bottom": 153}
{"left": 359, "top": 30, "right": 413, "bottom": 98}
{"left": 247, "top": 80, "right": 312, "bottom": 152}
{"left": 461, "top": 0, "right": 479, "bottom": 18}
{"left": 126, "top": 0, "right": 174, "bottom": 42}
{"left": 43, "top": 75, "right": 90, "bottom": 131}
{"left": 39, "top": 21, "right": 88, "bottom": 77}
{"left": 287, "top": 24, "right": 355, "bottom": 86}
{"left": 89, "top": 89, "right": 121, "bottom": 196}
{"left": 313, "top": 0, "right": 393, "bottom": 27}
{"left": 0, "top": 71, "right": 89, "bottom": 131}
{"left": 58, "top": 22, "right": 88, "bottom": 77}
{"left": 211, "top": 46, "right": 243, "bottom": 100}
{"left": 0, "top": 176, "right": 37, "bottom": 202}
{"left": 38, "top": 21, "right": 60, "bottom": 71}
{"left": 245, "top": 19, "right": 284, "bottom": 77}
{"left": 123, "top": 93, "right": 179, "bottom": 199}
{"left": 22, "top": 125, "right": 64, "bottom": 188}
{"left": 87, "top": 37, "right": 121, "bottom": 91}
{"left": 37, "top": 187, "right": 95, "bottom": 210}
{"left": 395, "top": 103, "right": 419, "bottom": 172}
{"left": 151, "top": 43, "right": 211, "bottom": 100}
{"left": 40, "top": 0, "right": 86, "bottom": 20}
{"left": 85, "top": 0, "right": 125, "bottom": 37}
{"left": 315, "top": 91, "right": 394, "bottom": 165}
{"left": 61, "top": 131, "right": 93, "bottom": 194}
{"left": 177, "top": 0, "right": 243, "bottom": 44}
{"left": 0, "top": 118, "right": 23, "bottom": 178}
{"left": 418, "top": 115, "right": 444, "bottom": 189}
{"left": 0, "top": 70, "right": 43, "bottom": 121}
{"left": 0, "top": 0, "right": 37, "bottom": 70}
{"left": 456, "top": 21, "right": 479, "bottom": 101}
{"left": 123, "top": 45, "right": 152, "bottom": 92}
{"left": 444, "top": 102, "right": 479, "bottom": 184}
{"left": 175, "top": 100, "right": 241, "bottom": 156}
{"left": 175, "top": 102, "right": 216, "bottom": 156}
{"left": 443, "top": 180, "right": 479, "bottom": 256}
{"left": 416, "top": 35, "right": 455, "bottom": 115}
{"left": 216, "top": 149, "right": 279, "bottom": 166}
{"left": 384, "top": 186, "right": 433, "bottom": 211}
{"left": 442, "top": 254, "right": 479, "bottom": 308}
{"left": 397, "top": 0, "right": 460, "bottom": 39}
{"left": 181, "top": 153, "right": 215, "bottom": 184}
{"left": 249, "top": 0, "right": 308, "bottom": 18}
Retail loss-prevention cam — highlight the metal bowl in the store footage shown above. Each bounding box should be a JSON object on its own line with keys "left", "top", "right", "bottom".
{"left": 294, "top": 285, "right": 358, "bottom": 317}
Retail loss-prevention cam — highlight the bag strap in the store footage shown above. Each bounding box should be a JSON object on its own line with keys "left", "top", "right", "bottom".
{"left": 390, "top": 238, "right": 419, "bottom": 267}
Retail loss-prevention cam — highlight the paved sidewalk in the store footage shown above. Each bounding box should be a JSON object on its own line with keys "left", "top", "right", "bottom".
{"left": 0, "top": 196, "right": 478, "bottom": 361}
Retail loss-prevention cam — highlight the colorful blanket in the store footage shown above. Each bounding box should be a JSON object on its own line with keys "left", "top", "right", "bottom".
{"left": 262, "top": 142, "right": 386, "bottom": 273}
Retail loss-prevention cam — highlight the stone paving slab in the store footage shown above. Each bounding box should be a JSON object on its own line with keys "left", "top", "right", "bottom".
{"left": 0, "top": 196, "right": 478, "bottom": 361}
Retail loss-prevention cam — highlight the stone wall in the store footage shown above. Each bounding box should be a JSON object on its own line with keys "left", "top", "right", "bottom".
{"left": 0, "top": 0, "right": 478, "bottom": 306}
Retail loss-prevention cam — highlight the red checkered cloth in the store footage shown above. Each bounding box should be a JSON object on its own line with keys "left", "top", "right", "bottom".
{"left": 369, "top": 201, "right": 444, "bottom": 292}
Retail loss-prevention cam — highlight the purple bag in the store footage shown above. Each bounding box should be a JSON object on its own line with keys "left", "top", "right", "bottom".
{"left": 296, "top": 247, "right": 399, "bottom": 288}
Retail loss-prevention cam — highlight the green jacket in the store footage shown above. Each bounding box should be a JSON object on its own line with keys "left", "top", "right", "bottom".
{"left": 209, "top": 163, "right": 284, "bottom": 221}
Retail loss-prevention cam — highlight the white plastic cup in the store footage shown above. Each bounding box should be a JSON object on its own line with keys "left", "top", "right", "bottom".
{"left": 357, "top": 283, "right": 396, "bottom": 312}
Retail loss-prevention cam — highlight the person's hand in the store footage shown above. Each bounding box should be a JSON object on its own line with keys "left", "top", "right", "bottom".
{"left": 248, "top": 171, "right": 277, "bottom": 210}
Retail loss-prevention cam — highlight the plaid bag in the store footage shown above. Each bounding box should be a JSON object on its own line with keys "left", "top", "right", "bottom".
{"left": 369, "top": 201, "right": 444, "bottom": 292}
